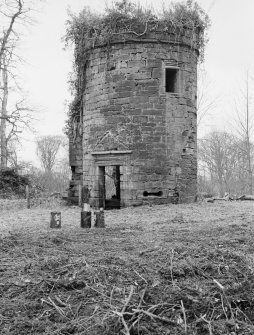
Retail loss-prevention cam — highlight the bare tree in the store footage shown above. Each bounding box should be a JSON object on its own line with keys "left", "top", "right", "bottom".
{"left": 0, "top": 0, "right": 39, "bottom": 168}
{"left": 5, "top": 138, "right": 19, "bottom": 169}
{"left": 0, "top": 49, "right": 34, "bottom": 167}
{"left": 233, "top": 71, "right": 253, "bottom": 194}
{"left": 36, "top": 135, "right": 66, "bottom": 173}
{"left": 198, "top": 131, "right": 240, "bottom": 196}
{"left": 1, "top": 1, "right": 24, "bottom": 168}
{"left": 0, "top": 1, "right": 23, "bottom": 66}
{"left": 197, "top": 67, "right": 217, "bottom": 130}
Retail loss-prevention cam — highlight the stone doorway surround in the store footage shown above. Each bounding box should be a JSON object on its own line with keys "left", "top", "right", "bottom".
{"left": 90, "top": 150, "right": 132, "bottom": 209}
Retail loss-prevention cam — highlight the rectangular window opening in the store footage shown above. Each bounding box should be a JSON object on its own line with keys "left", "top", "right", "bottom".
{"left": 165, "top": 68, "right": 178, "bottom": 93}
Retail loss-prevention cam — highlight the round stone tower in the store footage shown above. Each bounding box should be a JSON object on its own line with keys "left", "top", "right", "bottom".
{"left": 69, "top": 28, "right": 199, "bottom": 208}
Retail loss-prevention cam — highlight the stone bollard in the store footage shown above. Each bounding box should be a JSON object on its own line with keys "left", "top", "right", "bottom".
{"left": 82, "top": 186, "right": 90, "bottom": 204}
{"left": 94, "top": 208, "right": 105, "bottom": 228}
{"left": 81, "top": 211, "right": 91, "bottom": 228}
{"left": 50, "top": 212, "right": 61, "bottom": 229}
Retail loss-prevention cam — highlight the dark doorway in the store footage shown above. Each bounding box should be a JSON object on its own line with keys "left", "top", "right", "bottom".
{"left": 99, "top": 165, "right": 121, "bottom": 209}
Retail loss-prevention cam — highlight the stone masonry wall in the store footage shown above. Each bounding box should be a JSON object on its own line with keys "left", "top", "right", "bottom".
{"left": 69, "top": 125, "right": 83, "bottom": 199}
{"left": 70, "top": 32, "right": 198, "bottom": 207}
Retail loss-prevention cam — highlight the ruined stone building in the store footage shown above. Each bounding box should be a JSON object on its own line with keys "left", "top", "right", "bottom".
{"left": 68, "top": 16, "right": 201, "bottom": 209}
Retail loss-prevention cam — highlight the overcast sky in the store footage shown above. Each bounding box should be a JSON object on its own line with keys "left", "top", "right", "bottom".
{"left": 17, "top": 0, "right": 254, "bottom": 163}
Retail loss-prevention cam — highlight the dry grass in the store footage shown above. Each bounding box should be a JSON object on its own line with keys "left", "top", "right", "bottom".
{"left": 0, "top": 201, "right": 254, "bottom": 334}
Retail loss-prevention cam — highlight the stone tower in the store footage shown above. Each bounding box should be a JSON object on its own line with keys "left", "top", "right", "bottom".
{"left": 69, "top": 28, "right": 199, "bottom": 208}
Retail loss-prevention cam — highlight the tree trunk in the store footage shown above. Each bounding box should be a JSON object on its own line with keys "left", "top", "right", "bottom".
{"left": 0, "top": 60, "right": 8, "bottom": 169}
{"left": 218, "top": 172, "right": 224, "bottom": 197}
{"left": 245, "top": 72, "right": 253, "bottom": 194}
{"left": 246, "top": 145, "right": 253, "bottom": 194}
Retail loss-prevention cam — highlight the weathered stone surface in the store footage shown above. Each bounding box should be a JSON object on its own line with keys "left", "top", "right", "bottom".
{"left": 69, "top": 32, "right": 198, "bottom": 207}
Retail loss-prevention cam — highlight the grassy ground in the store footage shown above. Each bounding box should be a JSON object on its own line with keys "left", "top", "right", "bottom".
{"left": 0, "top": 201, "right": 254, "bottom": 334}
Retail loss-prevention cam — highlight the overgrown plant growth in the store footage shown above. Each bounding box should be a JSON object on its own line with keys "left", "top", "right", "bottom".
{"left": 64, "top": 0, "right": 210, "bottom": 134}
{"left": 0, "top": 168, "right": 30, "bottom": 198}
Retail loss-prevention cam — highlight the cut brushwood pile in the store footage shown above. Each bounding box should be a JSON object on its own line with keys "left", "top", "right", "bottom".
{"left": 237, "top": 194, "right": 254, "bottom": 201}
{"left": 202, "top": 192, "right": 254, "bottom": 203}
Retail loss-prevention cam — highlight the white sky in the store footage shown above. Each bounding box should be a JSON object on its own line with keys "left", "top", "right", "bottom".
{"left": 16, "top": 0, "right": 254, "bottom": 163}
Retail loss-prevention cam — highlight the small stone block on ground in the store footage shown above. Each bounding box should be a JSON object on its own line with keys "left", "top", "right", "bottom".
{"left": 50, "top": 212, "right": 61, "bottom": 229}
{"left": 81, "top": 211, "right": 92, "bottom": 228}
{"left": 94, "top": 209, "right": 105, "bottom": 228}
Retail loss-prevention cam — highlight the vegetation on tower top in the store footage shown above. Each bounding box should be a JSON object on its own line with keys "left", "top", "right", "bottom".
{"left": 64, "top": 0, "right": 210, "bottom": 134}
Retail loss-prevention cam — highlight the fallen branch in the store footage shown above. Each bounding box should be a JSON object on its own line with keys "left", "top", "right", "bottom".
{"left": 181, "top": 300, "right": 187, "bottom": 334}
{"left": 121, "top": 285, "right": 135, "bottom": 314}
{"left": 132, "top": 308, "right": 176, "bottom": 325}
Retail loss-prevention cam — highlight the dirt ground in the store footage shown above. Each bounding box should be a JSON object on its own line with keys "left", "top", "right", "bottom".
{"left": 1, "top": 201, "right": 254, "bottom": 334}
